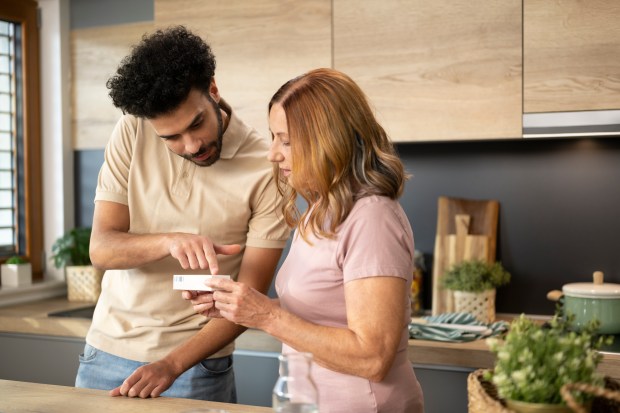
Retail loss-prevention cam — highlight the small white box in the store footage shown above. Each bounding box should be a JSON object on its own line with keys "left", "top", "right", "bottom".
{"left": 172, "top": 274, "right": 231, "bottom": 291}
{"left": 1, "top": 263, "right": 32, "bottom": 287}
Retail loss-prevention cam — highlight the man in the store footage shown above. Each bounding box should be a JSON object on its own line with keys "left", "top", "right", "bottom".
{"left": 75, "top": 26, "right": 289, "bottom": 402}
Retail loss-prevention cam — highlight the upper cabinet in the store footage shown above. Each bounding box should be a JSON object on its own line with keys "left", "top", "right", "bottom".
{"left": 71, "top": 0, "right": 331, "bottom": 149}
{"left": 71, "top": 0, "right": 620, "bottom": 147}
{"left": 333, "top": 0, "right": 523, "bottom": 142}
{"left": 524, "top": 0, "right": 620, "bottom": 113}
{"left": 155, "top": 0, "right": 332, "bottom": 141}
{"left": 72, "top": 23, "right": 154, "bottom": 150}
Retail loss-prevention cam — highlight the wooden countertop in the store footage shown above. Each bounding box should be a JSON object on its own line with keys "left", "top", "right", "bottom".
{"left": 0, "top": 379, "right": 271, "bottom": 412}
{"left": 0, "top": 297, "right": 281, "bottom": 353}
{"left": 1, "top": 297, "right": 619, "bottom": 380}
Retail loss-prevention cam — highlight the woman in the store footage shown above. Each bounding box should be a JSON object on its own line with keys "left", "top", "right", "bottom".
{"left": 190, "top": 68, "right": 424, "bottom": 412}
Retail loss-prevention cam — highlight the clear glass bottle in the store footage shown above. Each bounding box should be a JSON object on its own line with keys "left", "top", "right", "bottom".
{"left": 272, "top": 352, "right": 319, "bottom": 413}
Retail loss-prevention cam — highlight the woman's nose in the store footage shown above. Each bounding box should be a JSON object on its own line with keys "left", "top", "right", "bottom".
{"left": 268, "top": 145, "right": 284, "bottom": 162}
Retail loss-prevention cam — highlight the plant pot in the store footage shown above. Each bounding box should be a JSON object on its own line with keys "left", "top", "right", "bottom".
{"left": 453, "top": 288, "right": 496, "bottom": 323}
{"left": 506, "top": 399, "right": 581, "bottom": 413}
{"left": 66, "top": 265, "right": 104, "bottom": 302}
{"left": 1, "top": 263, "right": 32, "bottom": 287}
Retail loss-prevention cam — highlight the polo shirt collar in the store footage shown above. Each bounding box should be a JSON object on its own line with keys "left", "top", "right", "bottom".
{"left": 219, "top": 98, "right": 247, "bottom": 160}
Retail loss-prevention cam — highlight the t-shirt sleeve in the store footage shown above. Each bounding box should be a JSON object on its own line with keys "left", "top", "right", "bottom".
{"left": 338, "top": 199, "right": 414, "bottom": 283}
{"left": 245, "top": 173, "right": 291, "bottom": 249}
{"left": 94, "top": 116, "right": 136, "bottom": 206}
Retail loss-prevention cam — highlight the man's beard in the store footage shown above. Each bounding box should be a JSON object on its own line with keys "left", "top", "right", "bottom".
{"left": 185, "top": 95, "right": 224, "bottom": 167}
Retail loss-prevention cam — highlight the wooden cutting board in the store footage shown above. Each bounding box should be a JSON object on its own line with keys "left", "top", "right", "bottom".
{"left": 431, "top": 197, "right": 499, "bottom": 315}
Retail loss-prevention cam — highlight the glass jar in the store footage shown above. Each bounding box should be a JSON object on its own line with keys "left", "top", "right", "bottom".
{"left": 272, "top": 352, "right": 319, "bottom": 413}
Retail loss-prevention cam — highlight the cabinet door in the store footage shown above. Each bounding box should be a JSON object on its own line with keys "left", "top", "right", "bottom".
{"left": 71, "top": 0, "right": 332, "bottom": 149}
{"left": 333, "top": 0, "right": 522, "bottom": 142}
{"left": 0, "top": 333, "right": 84, "bottom": 386}
{"left": 72, "top": 23, "right": 154, "bottom": 150}
{"left": 524, "top": 0, "right": 620, "bottom": 113}
{"left": 155, "top": 0, "right": 332, "bottom": 140}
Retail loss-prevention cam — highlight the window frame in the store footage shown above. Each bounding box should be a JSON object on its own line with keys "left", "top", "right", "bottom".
{"left": 0, "top": 0, "right": 43, "bottom": 279}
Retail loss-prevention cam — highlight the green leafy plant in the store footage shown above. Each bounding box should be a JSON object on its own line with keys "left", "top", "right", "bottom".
{"left": 442, "top": 260, "right": 510, "bottom": 292}
{"left": 485, "top": 314, "right": 612, "bottom": 405}
{"left": 50, "top": 227, "right": 93, "bottom": 269}
{"left": 6, "top": 255, "right": 28, "bottom": 265}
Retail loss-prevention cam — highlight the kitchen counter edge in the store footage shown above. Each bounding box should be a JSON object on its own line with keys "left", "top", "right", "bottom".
{"left": 1, "top": 297, "right": 618, "bottom": 380}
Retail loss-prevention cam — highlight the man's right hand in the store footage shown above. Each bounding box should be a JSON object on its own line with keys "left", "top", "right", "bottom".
{"left": 167, "top": 233, "right": 241, "bottom": 274}
{"left": 90, "top": 200, "right": 241, "bottom": 271}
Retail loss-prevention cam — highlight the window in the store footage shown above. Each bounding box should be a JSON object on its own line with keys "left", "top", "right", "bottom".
{"left": 0, "top": 21, "right": 18, "bottom": 255}
{"left": 0, "top": 0, "right": 42, "bottom": 279}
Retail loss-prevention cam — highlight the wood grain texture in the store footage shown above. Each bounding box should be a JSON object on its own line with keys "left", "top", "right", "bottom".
{"left": 0, "top": 379, "right": 272, "bottom": 412}
{"left": 524, "top": 0, "right": 620, "bottom": 113}
{"left": 71, "top": 22, "right": 154, "bottom": 149}
{"left": 333, "top": 0, "right": 522, "bottom": 141}
{"left": 154, "top": 0, "right": 332, "bottom": 140}
{"left": 0, "top": 297, "right": 282, "bottom": 352}
{"left": 432, "top": 197, "right": 499, "bottom": 315}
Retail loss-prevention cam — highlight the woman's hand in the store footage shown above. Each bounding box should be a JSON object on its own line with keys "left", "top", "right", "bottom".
{"left": 204, "top": 277, "right": 277, "bottom": 329}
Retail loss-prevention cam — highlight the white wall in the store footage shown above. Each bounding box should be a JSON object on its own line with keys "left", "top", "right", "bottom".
{"left": 39, "top": 0, "right": 73, "bottom": 281}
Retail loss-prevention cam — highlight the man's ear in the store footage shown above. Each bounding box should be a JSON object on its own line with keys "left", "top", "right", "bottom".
{"left": 209, "top": 79, "right": 221, "bottom": 102}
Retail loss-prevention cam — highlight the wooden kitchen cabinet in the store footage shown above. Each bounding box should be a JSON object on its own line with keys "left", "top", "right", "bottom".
{"left": 71, "top": 0, "right": 332, "bottom": 149}
{"left": 71, "top": 23, "right": 154, "bottom": 150}
{"left": 155, "top": 0, "right": 332, "bottom": 142}
{"left": 333, "top": 0, "right": 522, "bottom": 142}
{"left": 524, "top": 0, "right": 620, "bottom": 113}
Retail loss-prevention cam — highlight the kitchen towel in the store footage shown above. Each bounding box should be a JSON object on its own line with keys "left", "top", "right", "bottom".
{"left": 409, "top": 312, "right": 508, "bottom": 342}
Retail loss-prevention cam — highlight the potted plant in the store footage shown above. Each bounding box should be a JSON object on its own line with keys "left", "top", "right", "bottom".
{"left": 1, "top": 255, "right": 32, "bottom": 287}
{"left": 51, "top": 227, "right": 104, "bottom": 302}
{"left": 442, "top": 259, "right": 511, "bottom": 323}
{"left": 484, "top": 314, "right": 612, "bottom": 412}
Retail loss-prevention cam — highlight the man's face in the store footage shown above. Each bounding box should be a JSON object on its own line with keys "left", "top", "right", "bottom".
{"left": 149, "top": 88, "right": 223, "bottom": 167}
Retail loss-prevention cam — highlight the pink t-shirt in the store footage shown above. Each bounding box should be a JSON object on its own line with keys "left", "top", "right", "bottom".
{"left": 276, "top": 195, "right": 424, "bottom": 413}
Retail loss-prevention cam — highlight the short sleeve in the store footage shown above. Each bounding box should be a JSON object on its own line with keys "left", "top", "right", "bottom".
{"left": 245, "top": 173, "right": 291, "bottom": 249}
{"left": 337, "top": 197, "right": 414, "bottom": 283}
{"left": 94, "top": 115, "right": 136, "bottom": 206}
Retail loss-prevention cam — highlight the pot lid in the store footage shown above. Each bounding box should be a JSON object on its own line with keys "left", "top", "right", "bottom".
{"left": 563, "top": 271, "right": 620, "bottom": 299}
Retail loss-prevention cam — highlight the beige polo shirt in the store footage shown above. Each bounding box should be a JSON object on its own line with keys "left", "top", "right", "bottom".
{"left": 86, "top": 101, "right": 289, "bottom": 362}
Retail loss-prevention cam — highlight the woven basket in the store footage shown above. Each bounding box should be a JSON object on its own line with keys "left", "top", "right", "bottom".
{"left": 66, "top": 266, "right": 104, "bottom": 302}
{"left": 561, "top": 379, "right": 620, "bottom": 413}
{"left": 453, "top": 289, "right": 496, "bottom": 323}
{"left": 468, "top": 369, "right": 512, "bottom": 413}
{"left": 468, "top": 369, "right": 620, "bottom": 413}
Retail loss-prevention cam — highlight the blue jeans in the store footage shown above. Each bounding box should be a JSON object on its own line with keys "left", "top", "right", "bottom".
{"left": 75, "top": 343, "right": 237, "bottom": 402}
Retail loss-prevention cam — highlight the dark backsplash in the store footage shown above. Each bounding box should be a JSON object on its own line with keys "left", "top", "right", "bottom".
{"left": 76, "top": 136, "right": 620, "bottom": 315}
{"left": 397, "top": 137, "right": 620, "bottom": 314}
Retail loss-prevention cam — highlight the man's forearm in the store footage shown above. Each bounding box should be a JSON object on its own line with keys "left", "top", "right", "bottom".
{"left": 90, "top": 231, "right": 171, "bottom": 270}
{"left": 163, "top": 318, "right": 248, "bottom": 375}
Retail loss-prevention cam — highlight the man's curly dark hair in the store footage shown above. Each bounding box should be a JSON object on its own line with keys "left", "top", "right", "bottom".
{"left": 107, "top": 26, "right": 216, "bottom": 118}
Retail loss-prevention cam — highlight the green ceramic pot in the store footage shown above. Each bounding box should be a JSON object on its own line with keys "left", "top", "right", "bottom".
{"left": 562, "top": 271, "right": 620, "bottom": 335}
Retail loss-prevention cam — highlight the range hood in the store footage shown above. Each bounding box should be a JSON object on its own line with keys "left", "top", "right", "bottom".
{"left": 523, "top": 110, "right": 620, "bottom": 138}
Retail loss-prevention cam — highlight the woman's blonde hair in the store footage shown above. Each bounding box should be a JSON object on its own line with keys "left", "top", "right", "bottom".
{"left": 269, "top": 68, "right": 407, "bottom": 242}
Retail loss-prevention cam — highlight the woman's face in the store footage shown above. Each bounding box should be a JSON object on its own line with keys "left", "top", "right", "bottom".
{"left": 268, "top": 103, "right": 292, "bottom": 181}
